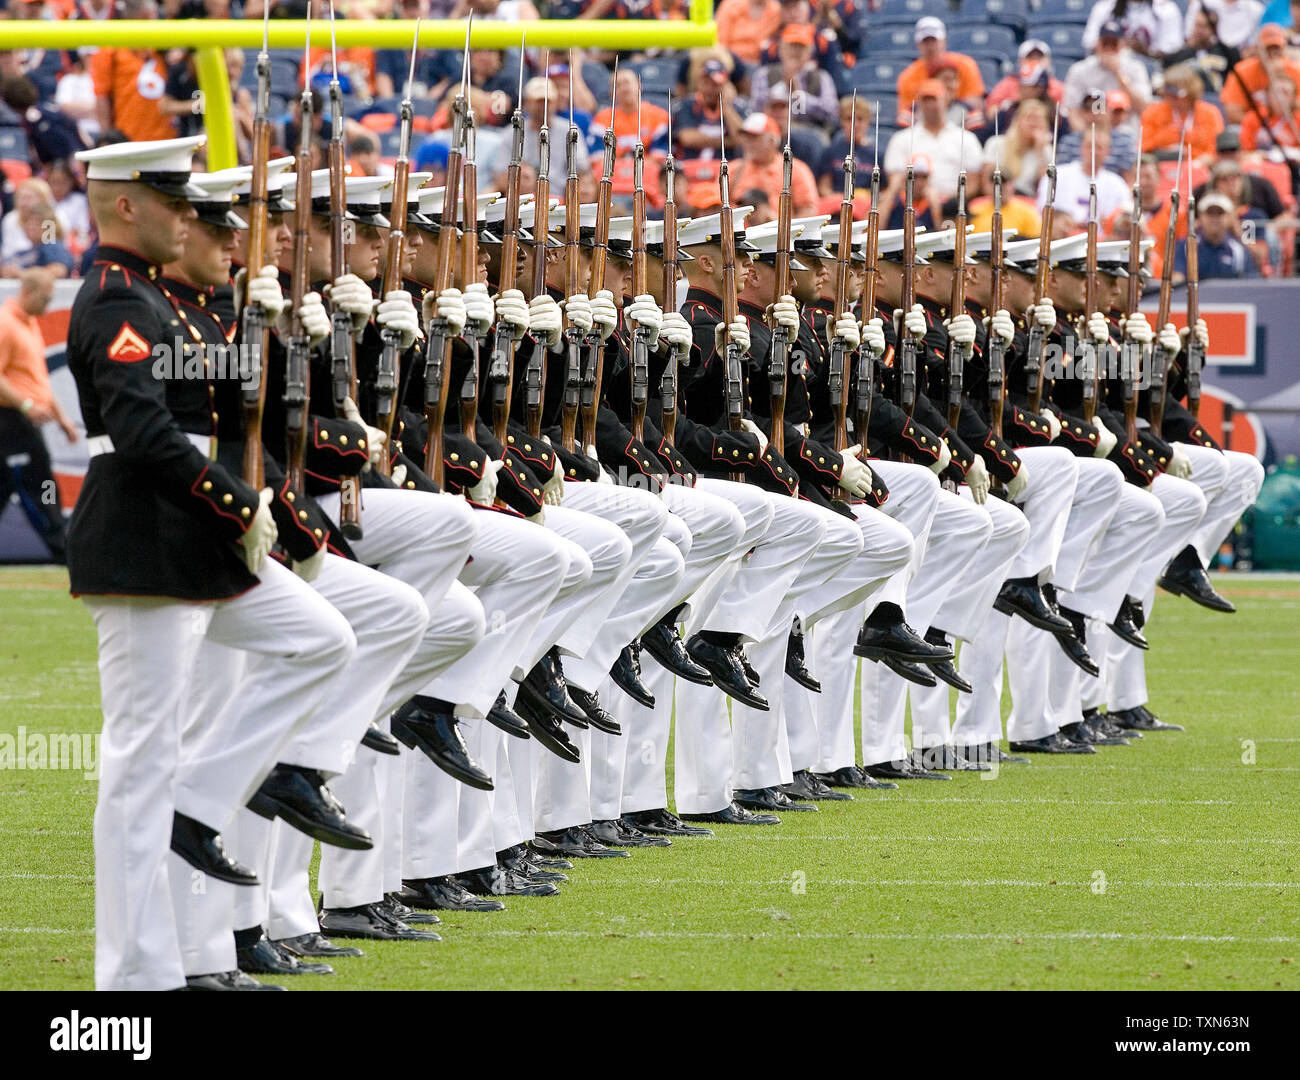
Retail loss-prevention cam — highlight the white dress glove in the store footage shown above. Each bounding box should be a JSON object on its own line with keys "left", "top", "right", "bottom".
{"left": 714, "top": 318, "right": 750, "bottom": 355}
{"left": 1032, "top": 300, "right": 1056, "bottom": 329}
{"left": 740, "top": 417, "right": 768, "bottom": 454}
{"left": 495, "top": 288, "right": 530, "bottom": 342}
{"left": 564, "top": 293, "right": 593, "bottom": 333}
{"left": 544, "top": 452, "right": 564, "bottom": 505}
{"left": 659, "top": 310, "right": 691, "bottom": 356}
{"left": 1169, "top": 443, "right": 1194, "bottom": 480}
{"left": 341, "top": 396, "right": 387, "bottom": 470}
{"left": 862, "top": 316, "right": 886, "bottom": 358}
{"left": 1123, "top": 311, "right": 1153, "bottom": 345}
{"left": 1039, "top": 407, "right": 1062, "bottom": 440}
{"left": 376, "top": 290, "right": 420, "bottom": 350}
{"left": 1092, "top": 415, "right": 1118, "bottom": 458}
{"left": 836, "top": 443, "right": 873, "bottom": 498}
{"left": 1086, "top": 311, "right": 1110, "bottom": 344}
{"left": 295, "top": 291, "right": 330, "bottom": 346}
{"left": 327, "top": 272, "right": 375, "bottom": 333}
{"left": 528, "top": 294, "right": 563, "bottom": 347}
{"left": 626, "top": 294, "right": 663, "bottom": 349}
{"left": 1189, "top": 316, "right": 1209, "bottom": 351}
{"left": 828, "top": 313, "right": 861, "bottom": 350}
{"left": 945, "top": 312, "right": 976, "bottom": 347}
{"left": 467, "top": 458, "right": 505, "bottom": 504}
{"left": 904, "top": 303, "right": 927, "bottom": 339}
{"left": 768, "top": 294, "right": 799, "bottom": 332}
{"left": 989, "top": 308, "right": 1015, "bottom": 346}
{"left": 1158, "top": 322, "right": 1181, "bottom": 356}
{"left": 237, "top": 487, "right": 277, "bottom": 573}
{"left": 391, "top": 462, "right": 408, "bottom": 488}
{"left": 965, "top": 455, "right": 990, "bottom": 504}
{"left": 462, "top": 282, "right": 494, "bottom": 335}
{"left": 292, "top": 545, "right": 326, "bottom": 582}
{"left": 929, "top": 436, "right": 953, "bottom": 474}
{"left": 245, "top": 264, "right": 286, "bottom": 324}
{"left": 585, "top": 443, "right": 614, "bottom": 484}
{"left": 1006, "top": 460, "right": 1030, "bottom": 501}
{"left": 590, "top": 289, "right": 618, "bottom": 341}
{"left": 422, "top": 286, "right": 467, "bottom": 338}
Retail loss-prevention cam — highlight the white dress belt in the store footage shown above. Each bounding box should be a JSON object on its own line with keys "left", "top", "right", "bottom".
{"left": 87, "top": 431, "right": 213, "bottom": 458}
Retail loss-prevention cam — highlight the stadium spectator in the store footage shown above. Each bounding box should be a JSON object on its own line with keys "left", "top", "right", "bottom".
{"left": 1197, "top": 156, "right": 1292, "bottom": 229}
{"left": 593, "top": 68, "right": 670, "bottom": 208}
{"left": 673, "top": 53, "right": 744, "bottom": 161}
{"left": 757, "top": 0, "right": 845, "bottom": 76}
{"left": 1174, "top": 191, "right": 1257, "bottom": 277}
{"left": 1137, "top": 154, "right": 1180, "bottom": 276}
{"left": 880, "top": 158, "right": 937, "bottom": 231}
{"left": 1039, "top": 122, "right": 1132, "bottom": 229}
{"left": 1141, "top": 63, "right": 1225, "bottom": 159}
{"left": 2, "top": 179, "right": 66, "bottom": 264}
{"left": 1220, "top": 23, "right": 1300, "bottom": 124}
{"left": 985, "top": 41, "right": 1065, "bottom": 132}
{"left": 1063, "top": 20, "right": 1152, "bottom": 120}
{"left": 883, "top": 78, "right": 983, "bottom": 205}
{"left": 2, "top": 76, "right": 87, "bottom": 168}
{"left": 521, "top": 75, "right": 591, "bottom": 190}
{"left": 53, "top": 53, "right": 100, "bottom": 148}
{"left": 2, "top": 207, "right": 75, "bottom": 277}
{"left": 1061, "top": 92, "right": 1140, "bottom": 174}
{"left": 749, "top": 23, "right": 838, "bottom": 131}
{"left": 896, "top": 17, "right": 985, "bottom": 127}
{"left": 89, "top": 0, "right": 175, "bottom": 143}
{"left": 46, "top": 159, "right": 91, "bottom": 257}
{"left": 716, "top": 0, "right": 784, "bottom": 66}
{"left": 1240, "top": 72, "right": 1300, "bottom": 156}
{"left": 1162, "top": 6, "right": 1242, "bottom": 97}
{"left": 1205, "top": 159, "right": 1280, "bottom": 269}
{"left": 1184, "top": 0, "right": 1264, "bottom": 49}
{"left": 816, "top": 94, "right": 875, "bottom": 196}
{"left": 982, "top": 98, "right": 1053, "bottom": 198}
{"left": 161, "top": 51, "right": 203, "bottom": 140}
{"left": 1083, "top": 0, "right": 1185, "bottom": 58}
{"left": 729, "top": 112, "right": 819, "bottom": 216}
{"left": 0, "top": 268, "right": 74, "bottom": 563}
{"left": 375, "top": 0, "right": 443, "bottom": 98}
{"left": 348, "top": 133, "right": 382, "bottom": 177}
{"left": 74, "top": 0, "right": 118, "bottom": 20}
{"left": 741, "top": 187, "right": 775, "bottom": 225}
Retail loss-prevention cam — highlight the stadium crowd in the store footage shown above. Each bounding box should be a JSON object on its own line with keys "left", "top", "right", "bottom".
{"left": 1, "top": 0, "right": 1299, "bottom": 277}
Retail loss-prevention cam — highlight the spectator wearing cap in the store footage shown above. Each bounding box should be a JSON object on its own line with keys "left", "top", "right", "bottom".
{"left": 883, "top": 77, "right": 983, "bottom": 206}
{"left": 1184, "top": 0, "right": 1264, "bottom": 50}
{"left": 750, "top": 23, "right": 839, "bottom": 131}
{"left": 816, "top": 94, "right": 876, "bottom": 196}
{"left": 982, "top": 98, "right": 1053, "bottom": 198}
{"left": 896, "top": 17, "right": 986, "bottom": 127}
{"left": 1240, "top": 72, "right": 1300, "bottom": 157}
{"left": 1061, "top": 96, "right": 1140, "bottom": 174}
{"left": 1196, "top": 156, "right": 1292, "bottom": 233}
{"left": 1, "top": 76, "right": 88, "bottom": 168}
{"left": 985, "top": 40, "right": 1066, "bottom": 129}
{"left": 1064, "top": 19, "right": 1152, "bottom": 120}
{"left": 729, "top": 112, "right": 820, "bottom": 215}
{"left": 1162, "top": 5, "right": 1243, "bottom": 96}
{"left": 521, "top": 75, "right": 591, "bottom": 190}
{"left": 757, "top": 0, "right": 846, "bottom": 75}
{"left": 1, "top": 207, "right": 75, "bottom": 279}
{"left": 716, "top": 0, "right": 784, "bottom": 66}
{"left": 1083, "top": 0, "right": 1185, "bottom": 58}
{"left": 1205, "top": 157, "right": 1281, "bottom": 269}
{"left": 1173, "top": 191, "right": 1257, "bottom": 278}
{"left": 1141, "top": 63, "right": 1225, "bottom": 159}
{"left": 1039, "top": 122, "right": 1132, "bottom": 229}
{"left": 88, "top": 0, "right": 176, "bottom": 143}
{"left": 1220, "top": 24, "right": 1300, "bottom": 125}
{"left": 673, "top": 52, "right": 745, "bottom": 160}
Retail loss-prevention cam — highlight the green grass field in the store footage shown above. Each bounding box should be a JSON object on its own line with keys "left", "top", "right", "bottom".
{"left": 2, "top": 567, "right": 1297, "bottom": 991}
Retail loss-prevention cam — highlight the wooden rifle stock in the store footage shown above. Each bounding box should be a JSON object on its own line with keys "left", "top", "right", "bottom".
{"left": 283, "top": 67, "right": 314, "bottom": 497}
{"left": 848, "top": 158, "right": 880, "bottom": 454}
{"left": 240, "top": 25, "right": 271, "bottom": 491}
{"left": 1149, "top": 188, "right": 1180, "bottom": 433}
{"left": 458, "top": 114, "right": 481, "bottom": 438}
{"left": 1185, "top": 190, "right": 1203, "bottom": 419}
{"left": 559, "top": 114, "right": 582, "bottom": 452}
{"left": 987, "top": 170, "right": 1005, "bottom": 439}
{"left": 1079, "top": 176, "right": 1100, "bottom": 423}
{"left": 660, "top": 133, "right": 679, "bottom": 444}
{"left": 490, "top": 78, "right": 525, "bottom": 445}
{"left": 630, "top": 125, "right": 649, "bottom": 442}
{"left": 1122, "top": 176, "right": 1144, "bottom": 444}
{"left": 581, "top": 117, "right": 615, "bottom": 446}
{"left": 899, "top": 165, "right": 918, "bottom": 418}
{"left": 719, "top": 136, "right": 745, "bottom": 484}
{"left": 524, "top": 114, "right": 551, "bottom": 441}
{"left": 768, "top": 136, "right": 793, "bottom": 457}
{"left": 945, "top": 174, "right": 968, "bottom": 432}
{"left": 374, "top": 93, "right": 413, "bottom": 476}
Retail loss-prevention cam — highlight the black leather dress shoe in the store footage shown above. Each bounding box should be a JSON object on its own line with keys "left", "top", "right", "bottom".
{"left": 380, "top": 893, "right": 440, "bottom": 925}
{"left": 610, "top": 642, "right": 656, "bottom": 708}
{"left": 588, "top": 818, "right": 671, "bottom": 848}
{"left": 641, "top": 620, "right": 713, "bottom": 685}
{"left": 923, "top": 630, "right": 973, "bottom": 693}
{"left": 275, "top": 932, "right": 362, "bottom": 959}
{"left": 171, "top": 812, "right": 259, "bottom": 886}
{"left": 854, "top": 616, "right": 954, "bottom": 663}
{"left": 622, "top": 808, "right": 713, "bottom": 837}
{"left": 863, "top": 758, "right": 951, "bottom": 780}
{"left": 247, "top": 764, "right": 373, "bottom": 850}
{"left": 785, "top": 629, "right": 822, "bottom": 693}
{"left": 994, "top": 577, "right": 1074, "bottom": 634}
{"left": 520, "top": 649, "right": 590, "bottom": 726}
{"left": 781, "top": 768, "right": 852, "bottom": 801}
{"left": 513, "top": 692, "right": 582, "bottom": 763}
{"left": 915, "top": 745, "right": 990, "bottom": 772}
{"left": 1107, "top": 596, "right": 1150, "bottom": 650}
{"left": 237, "top": 936, "right": 334, "bottom": 976}
{"left": 1059, "top": 719, "right": 1129, "bottom": 747}
{"left": 1052, "top": 605, "right": 1101, "bottom": 678}
{"left": 1108, "top": 705, "right": 1184, "bottom": 732}
{"left": 1159, "top": 546, "right": 1235, "bottom": 612}
{"left": 534, "top": 826, "right": 631, "bottom": 859}
{"left": 1008, "top": 732, "right": 1096, "bottom": 754}
{"left": 813, "top": 766, "right": 899, "bottom": 790}
{"left": 955, "top": 742, "right": 1029, "bottom": 765}
{"left": 361, "top": 723, "right": 401, "bottom": 755}
{"left": 734, "top": 645, "right": 761, "bottom": 686}
{"left": 1081, "top": 708, "right": 1137, "bottom": 741}
{"left": 499, "top": 845, "right": 568, "bottom": 883}
{"left": 319, "top": 903, "right": 441, "bottom": 941}
{"left": 401, "top": 876, "right": 505, "bottom": 912}
{"left": 458, "top": 864, "right": 559, "bottom": 898}
{"left": 883, "top": 654, "right": 939, "bottom": 688}
{"left": 568, "top": 685, "right": 622, "bottom": 736}
{"left": 486, "top": 691, "right": 532, "bottom": 739}
{"left": 680, "top": 801, "right": 779, "bottom": 826}
{"left": 735, "top": 786, "right": 817, "bottom": 812}
{"left": 184, "top": 970, "right": 285, "bottom": 991}
{"left": 391, "top": 699, "right": 493, "bottom": 791}
{"left": 685, "top": 634, "right": 770, "bottom": 710}
{"left": 517, "top": 844, "right": 574, "bottom": 871}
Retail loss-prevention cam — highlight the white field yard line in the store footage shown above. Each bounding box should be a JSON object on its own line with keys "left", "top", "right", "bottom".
{"left": 566, "top": 877, "right": 1300, "bottom": 889}
{"left": 725, "top": 834, "right": 1300, "bottom": 844}
{"left": 467, "top": 929, "right": 1300, "bottom": 944}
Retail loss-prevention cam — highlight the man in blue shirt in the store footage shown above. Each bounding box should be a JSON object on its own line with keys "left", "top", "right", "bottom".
{"left": 1173, "top": 193, "right": 1258, "bottom": 281}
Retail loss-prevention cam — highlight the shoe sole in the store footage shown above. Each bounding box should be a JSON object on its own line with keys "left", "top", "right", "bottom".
{"left": 246, "top": 791, "right": 373, "bottom": 850}
{"left": 993, "top": 596, "right": 1073, "bottom": 634}
{"left": 360, "top": 732, "right": 402, "bottom": 756}
{"left": 927, "top": 665, "right": 974, "bottom": 694}
{"left": 1050, "top": 637, "right": 1101, "bottom": 678}
{"left": 1159, "top": 577, "right": 1236, "bottom": 613}
{"left": 641, "top": 640, "right": 716, "bottom": 687}
{"left": 853, "top": 641, "right": 953, "bottom": 664}
{"left": 485, "top": 711, "right": 533, "bottom": 740}
{"left": 518, "top": 714, "right": 581, "bottom": 763}
{"left": 785, "top": 669, "right": 823, "bottom": 693}
{"left": 170, "top": 846, "right": 261, "bottom": 888}
{"left": 880, "top": 655, "right": 938, "bottom": 688}
{"left": 1107, "top": 623, "right": 1150, "bottom": 650}
{"left": 610, "top": 675, "right": 656, "bottom": 709}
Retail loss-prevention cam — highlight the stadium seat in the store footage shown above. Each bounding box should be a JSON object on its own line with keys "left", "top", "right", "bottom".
{"left": 269, "top": 56, "right": 302, "bottom": 100}
{"left": 790, "top": 125, "right": 829, "bottom": 166}
{"left": 860, "top": 22, "right": 916, "bottom": 56}
{"left": 0, "top": 126, "right": 31, "bottom": 184}
{"left": 948, "top": 0, "right": 1029, "bottom": 33}
{"left": 1033, "top": 22, "right": 1088, "bottom": 54}
{"left": 1031, "top": 0, "right": 1093, "bottom": 22}
{"left": 975, "top": 57, "right": 1007, "bottom": 91}
{"left": 628, "top": 58, "right": 677, "bottom": 98}
{"left": 849, "top": 58, "right": 911, "bottom": 91}
{"left": 877, "top": 0, "right": 949, "bottom": 20}
{"left": 946, "top": 26, "right": 1019, "bottom": 58}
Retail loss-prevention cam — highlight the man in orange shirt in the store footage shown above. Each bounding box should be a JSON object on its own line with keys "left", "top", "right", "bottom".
{"left": 729, "top": 113, "right": 819, "bottom": 218}
{"left": 0, "top": 268, "right": 77, "bottom": 562}
{"left": 592, "top": 67, "right": 670, "bottom": 207}
{"left": 1220, "top": 23, "right": 1300, "bottom": 125}
{"left": 716, "top": 0, "right": 783, "bottom": 66}
{"left": 1140, "top": 63, "right": 1224, "bottom": 160}
{"left": 896, "top": 16, "right": 985, "bottom": 126}
{"left": 89, "top": 0, "right": 174, "bottom": 142}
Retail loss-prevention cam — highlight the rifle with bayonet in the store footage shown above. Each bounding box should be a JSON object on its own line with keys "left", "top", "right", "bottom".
{"left": 1122, "top": 128, "right": 1145, "bottom": 445}
{"left": 489, "top": 40, "right": 526, "bottom": 445}
{"left": 422, "top": 17, "right": 471, "bottom": 482}
{"left": 630, "top": 83, "right": 650, "bottom": 442}
{"left": 560, "top": 57, "right": 583, "bottom": 453}
{"left": 660, "top": 96, "right": 680, "bottom": 444}
{"left": 945, "top": 129, "right": 969, "bottom": 432}
{"left": 1026, "top": 108, "right": 1059, "bottom": 414}
{"left": 240, "top": 4, "right": 272, "bottom": 491}
{"left": 987, "top": 117, "right": 1005, "bottom": 441}
{"left": 1148, "top": 139, "right": 1183, "bottom": 434}
{"left": 899, "top": 154, "right": 918, "bottom": 418}
{"left": 828, "top": 97, "right": 855, "bottom": 454}
{"left": 524, "top": 57, "right": 551, "bottom": 441}
{"left": 769, "top": 86, "right": 795, "bottom": 457}
{"left": 283, "top": 9, "right": 314, "bottom": 496}
{"left": 846, "top": 104, "right": 880, "bottom": 454}
{"left": 1184, "top": 150, "right": 1204, "bottom": 420}
{"left": 580, "top": 61, "right": 618, "bottom": 447}
{"left": 458, "top": 78, "right": 481, "bottom": 438}
{"left": 1079, "top": 129, "right": 1100, "bottom": 424}
{"left": 719, "top": 114, "right": 745, "bottom": 483}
